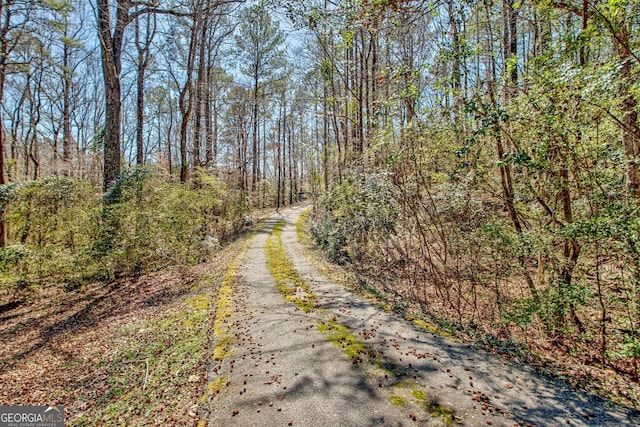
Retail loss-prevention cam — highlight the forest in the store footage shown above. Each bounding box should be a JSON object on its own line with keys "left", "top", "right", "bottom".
{"left": 1, "top": 0, "right": 640, "bottom": 417}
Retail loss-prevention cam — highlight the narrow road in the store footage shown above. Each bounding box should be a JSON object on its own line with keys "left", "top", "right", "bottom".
{"left": 205, "top": 205, "right": 639, "bottom": 426}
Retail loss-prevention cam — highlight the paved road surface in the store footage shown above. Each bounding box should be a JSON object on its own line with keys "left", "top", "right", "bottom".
{"left": 205, "top": 205, "right": 639, "bottom": 426}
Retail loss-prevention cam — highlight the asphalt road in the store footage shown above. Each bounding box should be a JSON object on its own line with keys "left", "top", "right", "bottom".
{"left": 205, "top": 205, "right": 639, "bottom": 426}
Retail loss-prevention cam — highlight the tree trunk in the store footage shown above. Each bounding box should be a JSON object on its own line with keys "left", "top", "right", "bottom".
{"left": 0, "top": 0, "right": 8, "bottom": 188}
{"left": 193, "top": 20, "right": 208, "bottom": 169}
{"left": 252, "top": 69, "right": 259, "bottom": 193}
{"left": 97, "top": 0, "right": 128, "bottom": 191}
{"left": 103, "top": 77, "right": 122, "bottom": 190}
{"left": 205, "top": 63, "right": 213, "bottom": 165}
{"left": 449, "top": 0, "right": 462, "bottom": 124}
{"left": 0, "top": 57, "right": 6, "bottom": 190}
{"left": 62, "top": 24, "right": 72, "bottom": 166}
{"left": 614, "top": 26, "right": 640, "bottom": 196}
{"left": 323, "top": 72, "right": 329, "bottom": 191}
{"left": 579, "top": 0, "right": 588, "bottom": 66}
{"left": 134, "top": 16, "right": 155, "bottom": 166}
{"left": 179, "top": 19, "right": 198, "bottom": 183}
{"left": 277, "top": 116, "right": 281, "bottom": 209}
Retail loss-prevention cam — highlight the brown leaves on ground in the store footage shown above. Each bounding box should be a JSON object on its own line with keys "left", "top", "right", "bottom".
{"left": 0, "top": 248, "right": 235, "bottom": 426}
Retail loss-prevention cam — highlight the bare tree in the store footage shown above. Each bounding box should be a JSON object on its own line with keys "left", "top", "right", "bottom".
{"left": 134, "top": 12, "right": 156, "bottom": 165}
{"left": 95, "top": 0, "right": 191, "bottom": 191}
{"left": 235, "top": 2, "right": 286, "bottom": 196}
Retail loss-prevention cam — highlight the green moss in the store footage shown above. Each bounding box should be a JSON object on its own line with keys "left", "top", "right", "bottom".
{"left": 208, "top": 376, "right": 227, "bottom": 395}
{"left": 316, "top": 320, "right": 373, "bottom": 361}
{"left": 411, "top": 318, "right": 454, "bottom": 340}
{"left": 189, "top": 294, "right": 210, "bottom": 311}
{"left": 200, "top": 377, "right": 227, "bottom": 404}
{"left": 388, "top": 382, "right": 457, "bottom": 425}
{"left": 296, "top": 208, "right": 312, "bottom": 245}
{"left": 410, "top": 384, "right": 456, "bottom": 425}
{"left": 212, "top": 247, "right": 244, "bottom": 358}
{"left": 411, "top": 388, "right": 427, "bottom": 401}
{"left": 389, "top": 393, "right": 406, "bottom": 406}
{"left": 213, "top": 335, "right": 234, "bottom": 361}
{"left": 266, "top": 220, "right": 317, "bottom": 312}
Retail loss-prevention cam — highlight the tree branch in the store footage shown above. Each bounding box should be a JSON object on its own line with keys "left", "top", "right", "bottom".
{"left": 127, "top": 8, "right": 193, "bottom": 26}
{"left": 590, "top": 5, "right": 640, "bottom": 66}
{"left": 546, "top": 0, "right": 587, "bottom": 17}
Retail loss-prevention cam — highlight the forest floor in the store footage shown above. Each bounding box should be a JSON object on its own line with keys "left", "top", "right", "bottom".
{"left": 0, "top": 224, "right": 258, "bottom": 425}
{"left": 1, "top": 205, "right": 639, "bottom": 426}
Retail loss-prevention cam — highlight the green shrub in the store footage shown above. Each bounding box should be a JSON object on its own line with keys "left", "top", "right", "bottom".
{"left": 0, "top": 177, "right": 98, "bottom": 287}
{"left": 93, "top": 166, "right": 248, "bottom": 276}
{"left": 0, "top": 168, "right": 249, "bottom": 288}
{"left": 311, "top": 172, "right": 399, "bottom": 264}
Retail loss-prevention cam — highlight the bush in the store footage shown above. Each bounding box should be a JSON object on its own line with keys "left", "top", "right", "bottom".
{"left": 94, "top": 167, "right": 248, "bottom": 276}
{"left": 0, "top": 168, "right": 249, "bottom": 289}
{"left": 0, "top": 177, "right": 98, "bottom": 286}
{"left": 311, "top": 172, "right": 399, "bottom": 264}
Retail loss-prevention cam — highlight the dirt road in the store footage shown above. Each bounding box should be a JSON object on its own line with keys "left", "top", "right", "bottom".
{"left": 204, "top": 205, "right": 639, "bottom": 426}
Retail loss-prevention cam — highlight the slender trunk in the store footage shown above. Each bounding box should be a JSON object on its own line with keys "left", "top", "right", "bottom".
{"left": 29, "top": 63, "right": 42, "bottom": 180}
{"left": 323, "top": 73, "right": 329, "bottom": 191}
{"left": 579, "top": 0, "right": 588, "bottom": 66}
{"left": 558, "top": 152, "right": 583, "bottom": 332}
{"left": 0, "top": 66, "right": 5, "bottom": 190}
{"left": 288, "top": 111, "right": 293, "bottom": 205}
{"left": 136, "top": 60, "right": 145, "bottom": 164}
{"left": 370, "top": 25, "right": 378, "bottom": 132}
{"left": 193, "top": 21, "right": 208, "bottom": 169}
{"left": 277, "top": 116, "right": 281, "bottom": 209}
{"left": 135, "top": 15, "right": 155, "bottom": 166}
{"left": 614, "top": 27, "right": 640, "bottom": 196}
{"left": 179, "top": 20, "right": 198, "bottom": 183}
{"left": 502, "top": 0, "right": 518, "bottom": 100}
{"left": 281, "top": 100, "right": 287, "bottom": 205}
{"left": 213, "top": 99, "right": 219, "bottom": 164}
{"left": 167, "top": 86, "right": 174, "bottom": 176}
{"left": 252, "top": 69, "right": 259, "bottom": 193}
{"left": 508, "top": 0, "right": 517, "bottom": 89}
{"left": 205, "top": 64, "right": 213, "bottom": 165}
{"left": 357, "top": 29, "right": 365, "bottom": 153}
{"left": 0, "top": 0, "right": 8, "bottom": 187}
{"left": 62, "top": 23, "right": 72, "bottom": 165}
{"left": 179, "top": 82, "right": 190, "bottom": 182}
{"left": 242, "top": 117, "right": 248, "bottom": 198}
{"left": 449, "top": 0, "right": 462, "bottom": 124}
{"left": 262, "top": 115, "right": 267, "bottom": 207}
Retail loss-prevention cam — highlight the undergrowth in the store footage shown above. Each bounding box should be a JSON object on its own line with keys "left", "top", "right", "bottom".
{"left": 0, "top": 167, "right": 249, "bottom": 296}
{"left": 70, "top": 278, "right": 215, "bottom": 426}
{"left": 310, "top": 170, "right": 640, "bottom": 408}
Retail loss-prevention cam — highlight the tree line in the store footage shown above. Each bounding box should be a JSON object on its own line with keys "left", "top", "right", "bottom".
{"left": 0, "top": 0, "right": 315, "bottom": 206}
